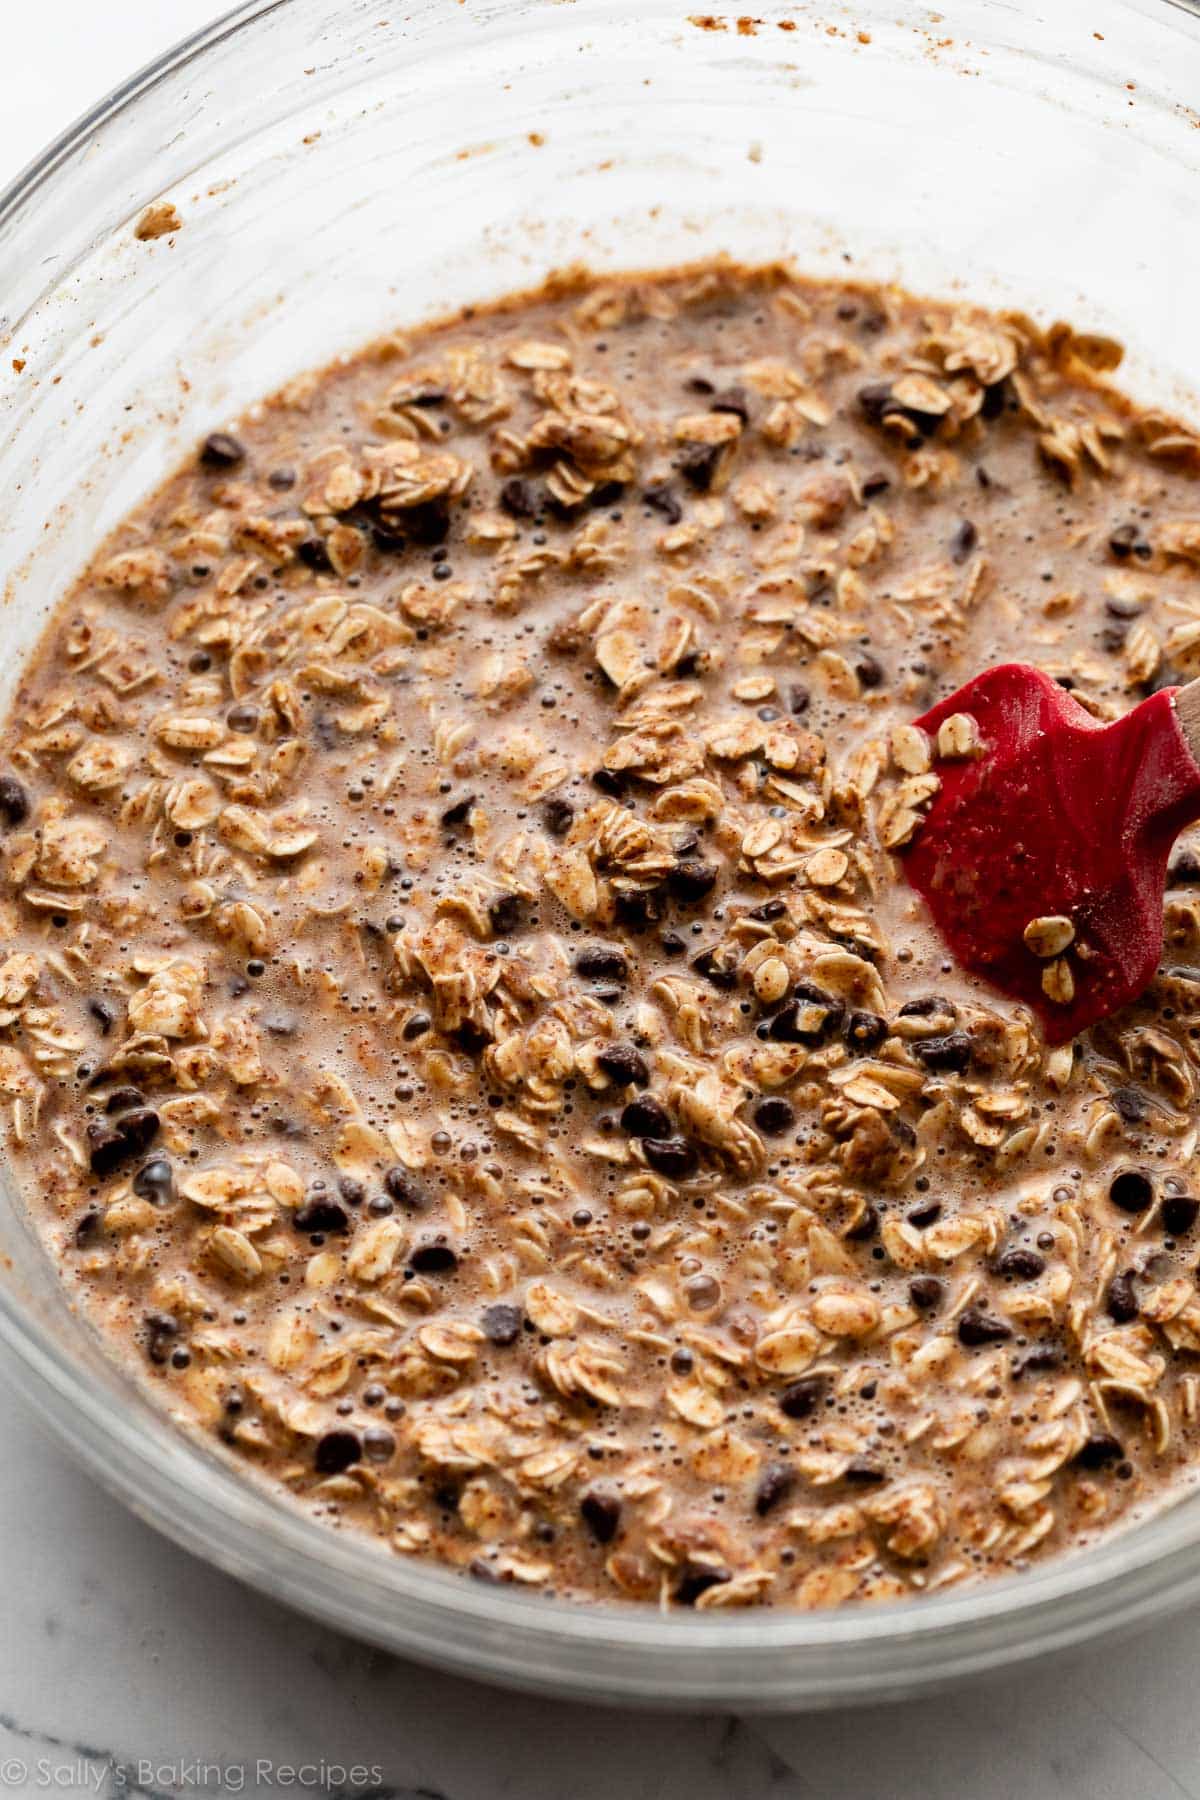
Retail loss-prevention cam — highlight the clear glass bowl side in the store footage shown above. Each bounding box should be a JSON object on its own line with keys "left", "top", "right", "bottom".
{"left": 1, "top": 0, "right": 1200, "bottom": 1706}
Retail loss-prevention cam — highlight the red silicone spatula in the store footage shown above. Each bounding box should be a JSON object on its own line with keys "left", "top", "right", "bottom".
{"left": 900, "top": 663, "right": 1200, "bottom": 1043}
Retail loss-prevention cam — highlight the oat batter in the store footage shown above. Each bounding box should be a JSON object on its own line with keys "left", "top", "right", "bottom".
{"left": 4, "top": 261, "right": 1200, "bottom": 1609}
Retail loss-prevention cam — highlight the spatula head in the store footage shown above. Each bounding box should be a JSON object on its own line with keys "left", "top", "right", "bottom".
{"left": 902, "top": 663, "right": 1200, "bottom": 1043}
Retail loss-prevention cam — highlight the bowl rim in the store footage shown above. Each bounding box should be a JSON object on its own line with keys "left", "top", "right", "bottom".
{"left": 4, "top": 0, "right": 1200, "bottom": 1706}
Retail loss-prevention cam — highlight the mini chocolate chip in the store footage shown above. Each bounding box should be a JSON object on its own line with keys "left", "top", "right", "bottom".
{"left": 1075, "top": 1433, "right": 1124, "bottom": 1470}
{"left": 844, "top": 1010, "right": 888, "bottom": 1053}
{"left": 1013, "top": 1346, "right": 1062, "bottom": 1379}
{"left": 668, "top": 860, "right": 719, "bottom": 903}
{"left": 908, "top": 1276, "right": 943, "bottom": 1312}
{"left": 132, "top": 1158, "right": 174, "bottom": 1203}
{"left": 293, "top": 1197, "right": 350, "bottom": 1235}
{"left": 0, "top": 777, "right": 30, "bottom": 828}
{"left": 580, "top": 1490, "right": 622, "bottom": 1543}
{"left": 597, "top": 1044, "right": 650, "bottom": 1087}
{"left": 861, "top": 472, "right": 891, "bottom": 498}
{"left": 844, "top": 1203, "right": 879, "bottom": 1242}
{"left": 996, "top": 1247, "right": 1046, "bottom": 1280}
{"left": 200, "top": 431, "right": 245, "bottom": 469}
{"left": 691, "top": 947, "right": 739, "bottom": 990}
{"left": 950, "top": 519, "right": 978, "bottom": 563}
{"left": 314, "top": 1429, "right": 361, "bottom": 1475}
{"left": 957, "top": 1307, "right": 1012, "bottom": 1347}
{"left": 1106, "top": 1270, "right": 1139, "bottom": 1323}
{"left": 768, "top": 985, "right": 844, "bottom": 1044}
{"left": 1107, "top": 523, "right": 1146, "bottom": 561}
{"left": 144, "top": 1312, "right": 179, "bottom": 1365}
{"left": 643, "top": 1135, "right": 698, "bottom": 1178}
{"left": 590, "top": 768, "right": 627, "bottom": 797}
{"left": 488, "top": 892, "right": 525, "bottom": 936}
{"left": 452, "top": 1018, "right": 492, "bottom": 1055}
{"left": 87, "top": 997, "right": 115, "bottom": 1035}
{"left": 907, "top": 1200, "right": 942, "bottom": 1229}
{"left": 338, "top": 1176, "right": 366, "bottom": 1206}
{"left": 779, "top": 1374, "right": 826, "bottom": 1419}
{"left": 621, "top": 1096, "right": 672, "bottom": 1139}
{"left": 677, "top": 442, "right": 722, "bottom": 492}
{"left": 747, "top": 898, "right": 787, "bottom": 922}
{"left": 297, "top": 535, "right": 334, "bottom": 572}
{"left": 843, "top": 1463, "right": 887, "bottom": 1486}
{"left": 86, "top": 1107, "right": 159, "bottom": 1178}
{"left": 858, "top": 381, "right": 941, "bottom": 440}
{"left": 499, "top": 477, "right": 541, "bottom": 518}
{"left": 898, "top": 996, "right": 952, "bottom": 1018}
{"left": 753, "top": 1097, "right": 795, "bottom": 1135}
{"left": 575, "top": 945, "right": 628, "bottom": 981}
{"left": 674, "top": 1567, "right": 730, "bottom": 1606}
{"left": 1163, "top": 1193, "right": 1200, "bottom": 1236}
{"left": 383, "top": 1167, "right": 426, "bottom": 1209}
{"left": 710, "top": 385, "right": 751, "bottom": 423}
{"left": 402, "top": 1013, "right": 432, "bottom": 1042}
{"left": 912, "top": 1031, "right": 973, "bottom": 1074}
{"left": 1109, "top": 1168, "right": 1154, "bottom": 1214}
{"left": 855, "top": 650, "right": 884, "bottom": 689}
{"left": 74, "top": 1208, "right": 102, "bottom": 1248}
{"left": 268, "top": 467, "right": 296, "bottom": 490}
{"left": 542, "top": 795, "right": 575, "bottom": 837}
{"left": 468, "top": 1558, "right": 503, "bottom": 1585}
{"left": 405, "top": 499, "right": 450, "bottom": 545}
{"left": 440, "top": 793, "right": 475, "bottom": 828}
{"left": 104, "top": 1085, "right": 145, "bottom": 1116}
{"left": 410, "top": 1242, "right": 459, "bottom": 1274}
{"left": 643, "top": 482, "right": 683, "bottom": 524}
{"left": 858, "top": 382, "right": 894, "bottom": 427}
{"left": 754, "top": 1464, "right": 795, "bottom": 1516}
{"left": 482, "top": 1303, "right": 523, "bottom": 1346}
{"left": 615, "top": 889, "right": 667, "bottom": 932}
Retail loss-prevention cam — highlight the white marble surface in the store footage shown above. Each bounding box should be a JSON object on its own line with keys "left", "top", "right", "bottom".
{"left": 3, "top": 5, "right": 1200, "bottom": 1797}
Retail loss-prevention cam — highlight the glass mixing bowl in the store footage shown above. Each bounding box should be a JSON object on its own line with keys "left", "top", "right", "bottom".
{"left": 2, "top": 0, "right": 1200, "bottom": 1710}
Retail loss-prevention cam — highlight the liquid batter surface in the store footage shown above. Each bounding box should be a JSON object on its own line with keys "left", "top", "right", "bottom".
{"left": 4, "top": 261, "right": 1200, "bottom": 1608}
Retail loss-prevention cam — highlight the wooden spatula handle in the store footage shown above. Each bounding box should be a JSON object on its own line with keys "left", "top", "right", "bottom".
{"left": 1175, "top": 678, "right": 1200, "bottom": 766}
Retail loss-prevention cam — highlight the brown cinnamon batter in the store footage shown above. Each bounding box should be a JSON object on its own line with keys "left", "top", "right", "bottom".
{"left": 2, "top": 261, "right": 1200, "bottom": 1608}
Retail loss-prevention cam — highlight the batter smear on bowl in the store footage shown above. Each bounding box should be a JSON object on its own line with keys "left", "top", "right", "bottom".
{"left": 4, "top": 261, "right": 1200, "bottom": 1609}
